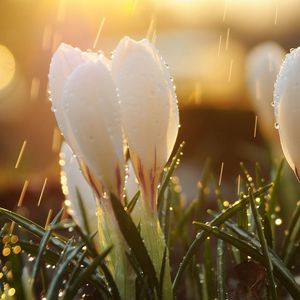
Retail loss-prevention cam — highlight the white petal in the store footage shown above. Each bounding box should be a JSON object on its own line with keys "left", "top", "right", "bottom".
{"left": 49, "top": 44, "right": 87, "bottom": 139}
{"left": 246, "top": 42, "right": 285, "bottom": 140}
{"left": 60, "top": 142, "right": 98, "bottom": 236}
{"left": 111, "top": 37, "right": 179, "bottom": 174}
{"left": 62, "top": 60, "right": 125, "bottom": 196}
{"left": 274, "top": 47, "right": 300, "bottom": 175}
{"left": 49, "top": 44, "right": 111, "bottom": 153}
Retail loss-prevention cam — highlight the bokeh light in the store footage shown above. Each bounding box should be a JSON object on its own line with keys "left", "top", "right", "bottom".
{"left": 0, "top": 44, "right": 15, "bottom": 91}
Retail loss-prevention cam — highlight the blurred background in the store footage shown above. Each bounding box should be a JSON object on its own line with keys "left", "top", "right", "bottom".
{"left": 1, "top": 0, "right": 300, "bottom": 223}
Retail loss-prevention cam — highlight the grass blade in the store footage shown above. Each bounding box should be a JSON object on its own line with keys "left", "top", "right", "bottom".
{"left": 268, "top": 159, "right": 284, "bottom": 219}
{"left": 282, "top": 200, "right": 300, "bottom": 266}
{"left": 46, "top": 244, "right": 83, "bottom": 300}
{"left": 110, "top": 193, "right": 158, "bottom": 290}
{"left": 249, "top": 188, "right": 277, "bottom": 299}
{"left": 194, "top": 223, "right": 300, "bottom": 299}
{"left": 126, "top": 190, "right": 140, "bottom": 214}
{"left": 65, "top": 246, "right": 114, "bottom": 300}
{"left": 157, "top": 142, "right": 185, "bottom": 211}
{"left": 31, "top": 208, "right": 63, "bottom": 286}
{"left": 216, "top": 239, "right": 226, "bottom": 300}
{"left": 172, "top": 183, "right": 273, "bottom": 291}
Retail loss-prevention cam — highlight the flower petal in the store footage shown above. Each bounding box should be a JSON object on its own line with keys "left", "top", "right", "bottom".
{"left": 112, "top": 37, "right": 179, "bottom": 174}
{"left": 62, "top": 60, "right": 125, "bottom": 196}
{"left": 274, "top": 47, "right": 300, "bottom": 173}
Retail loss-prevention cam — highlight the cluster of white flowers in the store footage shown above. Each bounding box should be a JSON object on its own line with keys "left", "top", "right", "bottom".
{"left": 49, "top": 36, "right": 178, "bottom": 299}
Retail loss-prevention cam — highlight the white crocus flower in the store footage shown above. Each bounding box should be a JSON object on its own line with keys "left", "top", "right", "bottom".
{"left": 49, "top": 44, "right": 125, "bottom": 197}
{"left": 246, "top": 42, "right": 285, "bottom": 142}
{"left": 112, "top": 37, "right": 179, "bottom": 210}
{"left": 112, "top": 37, "right": 178, "bottom": 300}
{"left": 60, "top": 142, "right": 99, "bottom": 247}
{"left": 274, "top": 47, "right": 300, "bottom": 180}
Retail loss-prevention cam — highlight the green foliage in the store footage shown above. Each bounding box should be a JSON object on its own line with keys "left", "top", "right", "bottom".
{"left": 1, "top": 145, "right": 300, "bottom": 299}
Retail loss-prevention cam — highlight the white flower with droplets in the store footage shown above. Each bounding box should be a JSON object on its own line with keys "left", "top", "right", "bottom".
{"left": 274, "top": 46, "right": 300, "bottom": 179}
{"left": 49, "top": 44, "right": 125, "bottom": 197}
{"left": 111, "top": 36, "right": 179, "bottom": 208}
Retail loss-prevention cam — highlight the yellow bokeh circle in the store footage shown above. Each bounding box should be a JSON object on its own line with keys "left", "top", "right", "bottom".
{"left": 0, "top": 45, "right": 15, "bottom": 90}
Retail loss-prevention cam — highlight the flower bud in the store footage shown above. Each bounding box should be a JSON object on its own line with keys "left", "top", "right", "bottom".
{"left": 274, "top": 47, "right": 300, "bottom": 179}
{"left": 49, "top": 43, "right": 125, "bottom": 196}
{"left": 112, "top": 37, "right": 179, "bottom": 206}
{"left": 246, "top": 42, "right": 285, "bottom": 141}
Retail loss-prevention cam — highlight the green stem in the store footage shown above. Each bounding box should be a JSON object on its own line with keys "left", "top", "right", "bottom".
{"left": 140, "top": 192, "right": 173, "bottom": 300}
{"left": 97, "top": 200, "right": 135, "bottom": 300}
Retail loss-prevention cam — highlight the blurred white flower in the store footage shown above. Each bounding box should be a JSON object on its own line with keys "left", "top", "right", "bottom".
{"left": 112, "top": 37, "right": 179, "bottom": 208}
{"left": 49, "top": 44, "right": 125, "bottom": 197}
{"left": 246, "top": 42, "right": 285, "bottom": 141}
{"left": 274, "top": 47, "right": 300, "bottom": 179}
{"left": 60, "top": 142, "right": 98, "bottom": 239}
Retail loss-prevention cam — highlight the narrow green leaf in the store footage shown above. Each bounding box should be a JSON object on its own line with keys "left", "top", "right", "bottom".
{"left": 0, "top": 207, "right": 66, "bottom": 249}
{"left": 126, "top": 190, "right": 140, "bottom": 214}
{"left": 255, "top": 162, "right": 264, "bottom": 188}
{"left": 157, "top": 142, "right": 185, "bottom": 211}
{"left": 194, "top": 223, "right": 300, "bottom": 299}
{"left": 110, "top": 193, "right": 158, "bottom": 290}
{"left": 199, "top": 264, "right": 209, "bottom": 300}
{"left": 216, "top": 239, "right": 226, "bottom": 300}
{"left": 31, "top": 208, "right": 63, "bottom": 286}
{"left": 65, "top": 246, "right": 114, "bottom": 300}
{"left": 46, "top": 245, "right": 83, "bottom": 300}
{"left": 160, "top": 183, "right": 173, "bottom": 247}
{"left": 268, "top": 158, "right": 284, "bottom": 219}
{"left": 172, "top": 184, "right": 273, "bottom": 291}
{"left": 204, "top": 238, "right": 215, "bottom": 300}
{"left": 158, "top": 247, "right": 167, "bottom": 300}
{"left": 249, "top": 188, "right": 277, "bottom": 299}
{"left": 282, "top": 200, "right": 300, "bottom": 266}
{"left": 264, "top": 215, "right": 273, "bottom": 249}
{"left": 19, "top": 240, "right": 60, "bottom": 266}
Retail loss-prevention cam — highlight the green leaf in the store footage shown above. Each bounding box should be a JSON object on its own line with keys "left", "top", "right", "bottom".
{"left": 110, "top": 193, "right": 158, "bottom": 290}
{"left": 172, "top": 183, "right": 272, "bottom": 292}
{"left": 158, "top": 247, "right": 167, "bottom": 300}
{"left": 157, "top": 141, "right": 185, "bottom": 211}
{"left": 126, "top": 190, "right": 140, "bottom": 214}
{"left": 160, "top": 183, "right": 173, "bottom": 247}
{"left": 31, "top": 208, "right": 63, "bottom": 287}
{"left": 204, "top": 238, "right": 215, "bottom": 300}
{"left": 255, "top": 162, "right": 264, "bottom": 188}
{"left": 282, "top": 200, "right": 300, "bottom": 266}
{"left": 46, "top": 244, "right": 84, "bottom": 300}
{"left": 194, "top": 223, "right": 300, "bottom": 299}
{"left": 0, "top": 207, "right": 66, "bottom": 249}
{"left": 268, "top": 159, "right": 284, "bottom": 219}
{"left": 216, "top": 239, "right": 226, "bottom": 300}
{"left": 65, "top": 246, "right": 114, "bottom": 300}
{"left": 249, "top": 188, "right": 277, "bottom": 299}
